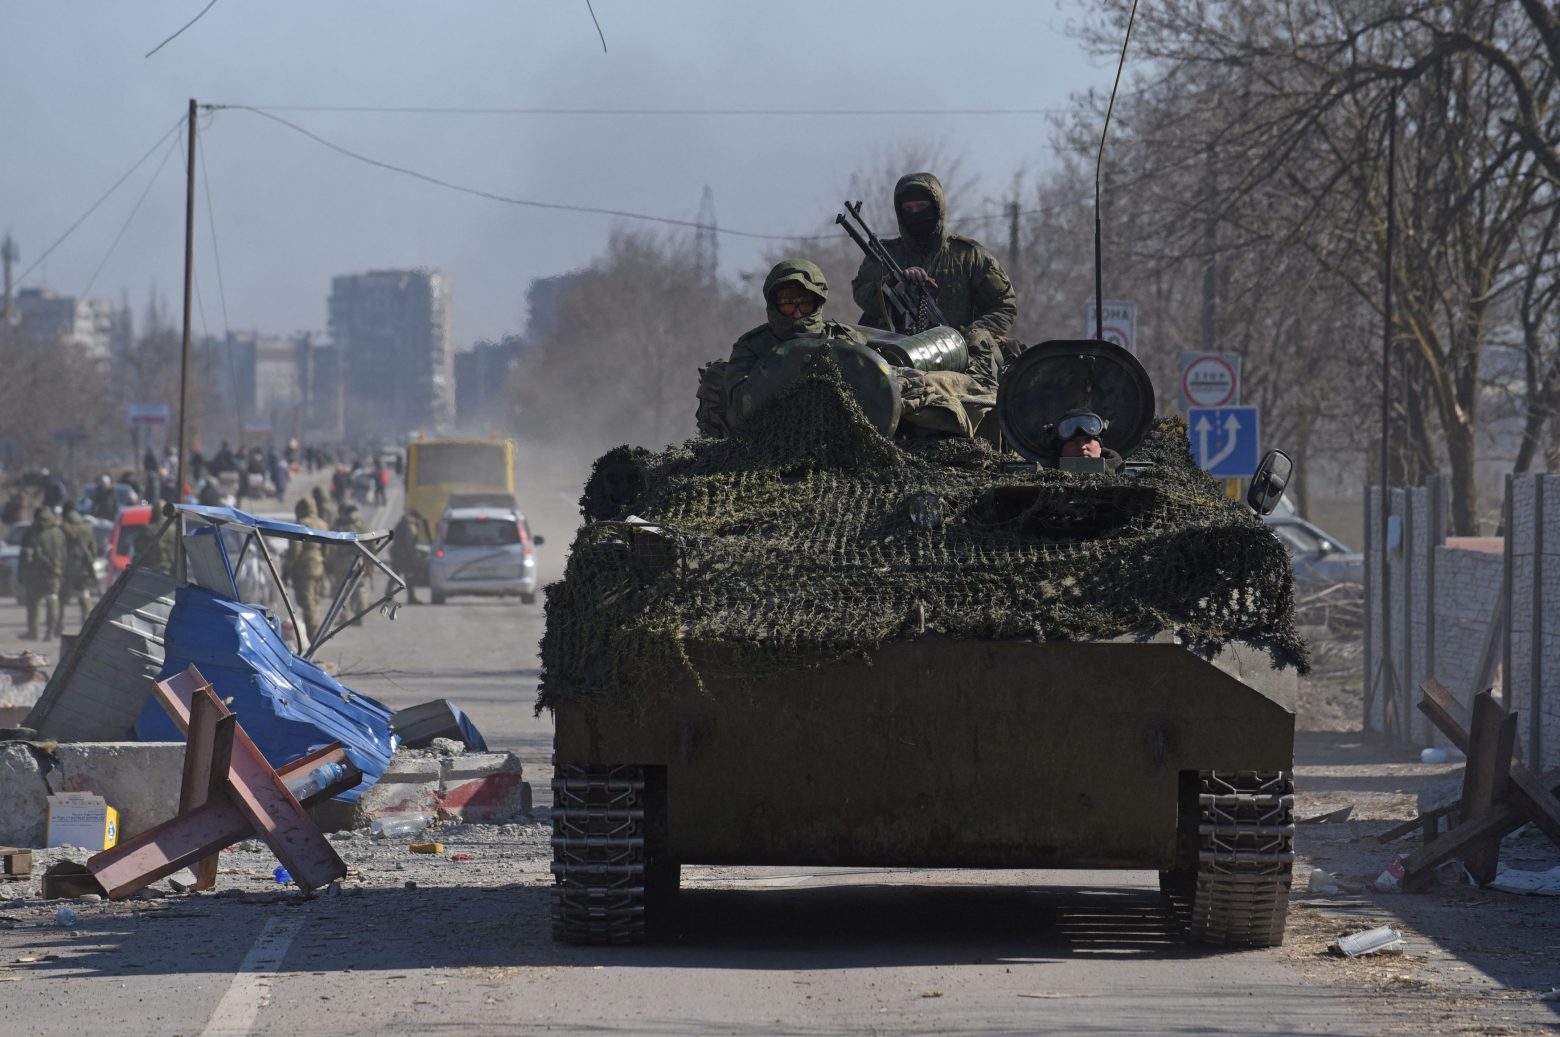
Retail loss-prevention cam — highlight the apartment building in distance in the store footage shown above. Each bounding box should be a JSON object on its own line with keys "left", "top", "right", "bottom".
{"left": 328, "top": 269, "right": 454, "bottom": 439}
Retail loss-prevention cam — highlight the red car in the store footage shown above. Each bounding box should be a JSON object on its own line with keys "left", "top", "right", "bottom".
{"left": 107, "top": 504, "right": 154, "bottom": 579}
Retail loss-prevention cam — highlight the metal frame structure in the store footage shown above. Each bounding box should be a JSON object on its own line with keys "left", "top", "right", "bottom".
{"left": 130, "top": 504, "right": 408, "bottom": 659}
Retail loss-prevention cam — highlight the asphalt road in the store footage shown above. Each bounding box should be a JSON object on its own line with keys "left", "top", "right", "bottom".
{"left": 2, "top": 469, "right": 1557, "bottom": 1034}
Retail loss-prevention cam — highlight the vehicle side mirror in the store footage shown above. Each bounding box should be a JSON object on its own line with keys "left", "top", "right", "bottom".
{"left": 533, "top": 534, "right": 546, "bottom": 546}
{"left": 1246, "top": 449, "right": 1293, "bottom": 517}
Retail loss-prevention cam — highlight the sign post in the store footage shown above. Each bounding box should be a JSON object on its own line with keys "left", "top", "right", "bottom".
{"left": 1187, "top": 405, "right": 1261, "bottom": 478}
{"left": 1083, "top": 300, "right": 1137, "bottom": 354}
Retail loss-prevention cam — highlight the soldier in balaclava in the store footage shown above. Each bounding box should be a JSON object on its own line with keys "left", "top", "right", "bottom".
{"left": 850, "top": 172, "right": 1018, "bottom": 387}
{"left": 724, "top": 259, "right": 868, "bottom": 423}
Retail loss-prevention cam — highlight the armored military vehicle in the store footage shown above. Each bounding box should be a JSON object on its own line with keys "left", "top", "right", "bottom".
{"left": 541, "top": 338, "right": 1305, "bottom": 948}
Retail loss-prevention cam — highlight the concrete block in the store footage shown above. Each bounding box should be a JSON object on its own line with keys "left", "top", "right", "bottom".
{"left": 440, "top": 750, "right": 530, "bottom": 824}
{"left": 0, "top": 741, "right": 184, "bottom": 848}
{"left": 52, "top": 743, "right": 184, "bottom": 842}
{"left": 348, "top": 747, "right": 531, "bottom": 828}
{"left": 0, "top": 742, "right": 51, "bottom": 847}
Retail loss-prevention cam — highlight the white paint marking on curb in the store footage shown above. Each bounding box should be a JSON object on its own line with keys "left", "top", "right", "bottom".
{"left": 200, "top": 915, "right": 304, "bottom": 1037}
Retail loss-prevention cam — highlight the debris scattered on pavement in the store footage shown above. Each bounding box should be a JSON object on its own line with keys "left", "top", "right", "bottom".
{"left": 409, "top": 842, "right": 444, "bottom": 854}
{"left": 52, "top": 907, "right": 76, "bottom": 927}
{"left": 1332, "top": 925, "right": 1406, "bottom": 957}
{"left": 40, "top": 861, "right": 103, "bottom": 899}
{"left": 1300, "top": 805, "right": 1355, "bottom": 825}
{"left": 1486, "top": 864, "right": 1560, "bottom": 896}
{"left": 390, "top": 699, "right": 488, "bottom": 751}
{"left": 1372, "top": 856, "right": 1406, "bottom": 892}
{"left": 0, "top": 848, "right": 31, "bottom": 879}
{"left": 1305, "top": 867, "right": 1340, "bottom": 894}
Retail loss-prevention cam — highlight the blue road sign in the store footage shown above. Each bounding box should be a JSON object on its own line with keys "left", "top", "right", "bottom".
{"left": 1187, "top": 406, "right": 1260, "bottom": 477}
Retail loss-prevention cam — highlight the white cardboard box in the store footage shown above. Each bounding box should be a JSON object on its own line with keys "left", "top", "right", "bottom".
{"left": 46, "top": 793, "right": 119, "bottom": 851}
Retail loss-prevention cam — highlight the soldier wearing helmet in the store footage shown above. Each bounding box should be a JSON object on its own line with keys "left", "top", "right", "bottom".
{"left": 722, "top": 259, "right": 867, "bottom": 425}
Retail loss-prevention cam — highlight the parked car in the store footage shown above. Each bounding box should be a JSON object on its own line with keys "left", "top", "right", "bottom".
{"left": 107, "top": 504, "right": 155, "bottom": 580}
{"left": 0, "top": 521, "right": 29, "bottom": 599}
{"left": 1264, "top": 513, "right": 1364, "bottom": 590}
{"left": 427, "top": 506, "right": 543, "bottom": 605}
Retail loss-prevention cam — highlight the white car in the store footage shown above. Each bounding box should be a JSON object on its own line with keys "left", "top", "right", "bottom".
{"left": 428, "top": 507, "right": 542, "bottom": 605}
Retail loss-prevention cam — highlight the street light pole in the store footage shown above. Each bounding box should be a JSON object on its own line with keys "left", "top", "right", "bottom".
{"left": 175, "top": 97, "right": 197, "bottom": 580}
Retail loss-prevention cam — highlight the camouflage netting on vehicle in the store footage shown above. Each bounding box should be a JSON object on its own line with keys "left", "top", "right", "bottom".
{"left": 538, "top": 359, "right": 1308, "bottom": 716}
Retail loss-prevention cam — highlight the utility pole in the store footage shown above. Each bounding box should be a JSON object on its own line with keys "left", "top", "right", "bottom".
{"left": 1006, "top": 200, "right": 1020, "bottom": 282}
{"left": 1376, "top": 90, "right": 1400, "bottom": 738}
{"left": 694, "top": 186, "right": 718, "bottom": 288}
{"left": 0, "top": 232, "right": 17, "bottom": 322}
{"left": 1200, "top": 147, "right": 1217, "bottom": 352}
{"left": 175, "top": 98, "right": 197, "bottom": 580}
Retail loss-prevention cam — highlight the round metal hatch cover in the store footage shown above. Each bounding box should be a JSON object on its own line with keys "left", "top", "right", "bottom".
{"left": 996, "top": 339, "right": 1156, "bottom": 462}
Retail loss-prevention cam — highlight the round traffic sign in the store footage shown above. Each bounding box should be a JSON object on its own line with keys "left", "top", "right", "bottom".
{"left": 1099, "top": 324, "right": 1131, "bottom": 352}
{"left": 1181, "top": 354, "right": 1238, "bottom": 407}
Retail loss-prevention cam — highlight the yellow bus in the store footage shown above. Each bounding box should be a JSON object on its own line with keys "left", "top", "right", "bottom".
{"left": 405, "top": 437, "right": 516, "bottom": 523}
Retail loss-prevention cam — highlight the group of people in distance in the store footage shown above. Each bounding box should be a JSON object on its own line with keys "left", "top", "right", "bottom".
{"left": 720, "top": 171, "right": 1110, "bottom": 466}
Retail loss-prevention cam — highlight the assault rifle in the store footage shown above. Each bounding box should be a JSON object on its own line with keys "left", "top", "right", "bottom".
{"left": 835, "top": 201, "right": 947, "bottom": 335}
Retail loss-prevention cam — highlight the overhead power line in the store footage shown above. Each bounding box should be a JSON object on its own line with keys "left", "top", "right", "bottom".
{"left": 146, "top": 0, "right": 223, "bottom": 58}
{"left": 584, "top": 0, "right": 608, "bottom": 52}
{"left": 219, "top": 105, "right": 1046, "bottom": 241}
{"left": 17, "top": 117, "right": 185, "bottom": 287}
{"left": 210, "top": 104, "right": 1074, "bottom": 117}
{"left": 83, "top": 132, "right": 182, "bottom": 296}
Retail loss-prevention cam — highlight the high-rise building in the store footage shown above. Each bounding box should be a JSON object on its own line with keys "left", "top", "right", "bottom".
{"left": 328, "top": 269, "right": 453, "bottom": 439}
{"left": 10, "top": 287, "right": 126, "bottom": 358}
{"left": 201, "top": 331, "right": 341, "bottom": 441}
{"left": 454, "top": 335, "right": 524, "bottom": 432}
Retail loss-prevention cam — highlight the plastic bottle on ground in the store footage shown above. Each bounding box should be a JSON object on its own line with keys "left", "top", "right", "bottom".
{"left": 370, "top": 814, "right": 431, "bottom": 839}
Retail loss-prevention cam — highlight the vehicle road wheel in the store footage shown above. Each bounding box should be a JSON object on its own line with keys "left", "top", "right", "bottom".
{"left": 520, "top": 592, "right": 537, "bottom": 605}
{"left": 1162, "top": 770, "right": 1294, "bottom": 947}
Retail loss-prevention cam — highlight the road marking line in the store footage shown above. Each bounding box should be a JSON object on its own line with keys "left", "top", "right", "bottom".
{"left": 200, "top": 916, "right": 303, "bottom": 1037}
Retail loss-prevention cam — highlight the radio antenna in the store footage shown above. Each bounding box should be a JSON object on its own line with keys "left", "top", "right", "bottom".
{"left": 1095, "top": 0, "right": 1140, "bottom": 340}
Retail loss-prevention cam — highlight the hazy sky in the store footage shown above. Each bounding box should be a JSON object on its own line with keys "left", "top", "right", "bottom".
{"left": 3, "top": 2, "right": 1109, "bottom": 346}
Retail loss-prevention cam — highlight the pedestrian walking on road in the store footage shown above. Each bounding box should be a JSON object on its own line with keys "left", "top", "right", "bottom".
{"left": 328, "top": 503, "right": 371, "bottom": 624}
{"left": 59, "top": 501, "right": 98, "bottom": 628}
{"left": 19, "top": 505, "right": 66, "bottom": 640}
{"left": 286, "top": 497, "right": 328, "bottom": 644}
{"left": 373, "top": 460, "right": 389, "bottom": 507}
{"left": 391, "top": 509, "right": 425, "bottom": 604}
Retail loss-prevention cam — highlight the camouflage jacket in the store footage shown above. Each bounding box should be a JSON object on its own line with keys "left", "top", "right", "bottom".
{"left": 21, "top": 512, "right": 67, "bottom": 582}
{"left": 849, "top": 172, "right": 1017, "bottom": 386}
{"left": 724, "top": 259, "right": 867, "bottom": 417}
{"left": 62, "top": 517, "right": 97, "bottom": 582}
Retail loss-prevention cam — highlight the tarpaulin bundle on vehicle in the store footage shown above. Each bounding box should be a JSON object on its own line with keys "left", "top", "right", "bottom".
{"left": 538, "top": 359, "right": 1307, "bottom": 715}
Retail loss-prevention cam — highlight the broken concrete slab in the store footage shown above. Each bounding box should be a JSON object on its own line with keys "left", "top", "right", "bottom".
{"left": 351, "top": 747, "right": 531, "bottom": 828}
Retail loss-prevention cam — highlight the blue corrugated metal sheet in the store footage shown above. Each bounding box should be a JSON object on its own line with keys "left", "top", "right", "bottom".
{"left": 135, "top": 585, "right": 396, "bottom": 800}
